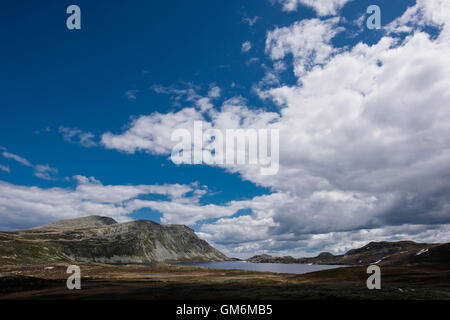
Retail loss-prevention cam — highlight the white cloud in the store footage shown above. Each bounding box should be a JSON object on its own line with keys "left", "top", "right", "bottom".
{"left": 60, "top": 126, "right": 97, "bottom": 147}
{"left": 208, "top": 85, "right": 221, "bottom": 99}
{"left": 386, "top": 0, "right": 450, "bottom": 40}
{"left": 98, "top": 3, "right": 450, "bottom": 255}
{"left": 242, "top": 16, "right": 260, "bottom": 27}
{"left": 152, "top": 83, "right": 201, "bottom": 106}
{"left": 152, "top": 83, "right": 219, "bottom": 112}
{"left": 101, "top": 108, "right": 204, "bottom": 154}
{"left": 34, "top": 165, "right": 58, "bottom": 181}
{"left": 241, "top": 41, "right": 252, "bottom": 53}
{"left": 1, "top": 151, "right": 31, "bottom": 167}
{"left": 246, "top": 57, "right": 260, "bottom": 65}
{"left": 274, "top": 0, "right": 353, "bottom": 16}
{"left": 1, "top": 149, "right": 58, "bottom": 180}
{"left": 265, "top": 18, "right": 343, "bottom": 77}
{"left": 101, "top": 95, "right": 279, "bottom": 161}
{"left": 125, "top": 89, "right": 140, "bottom": 100}
{"left": 5, "top": 3, "right": 450, "bottom": 256}
{"left": 207, "top": 223, "right": 450, "bottom": 258}
{"left": 0, "top": 177, "right": 216, "bottom": 230}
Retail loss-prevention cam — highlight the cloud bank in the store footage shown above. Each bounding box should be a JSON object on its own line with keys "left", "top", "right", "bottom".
{"left": 2, "top": 0, "right": 450, "bottom": 257}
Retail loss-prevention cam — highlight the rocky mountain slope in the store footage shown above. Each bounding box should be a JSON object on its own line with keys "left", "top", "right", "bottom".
{"left": 0, "top": 216, "right": 230, "bottom": 264}
{"left": 247, "top": 241, "right": 450, "bottom": 266}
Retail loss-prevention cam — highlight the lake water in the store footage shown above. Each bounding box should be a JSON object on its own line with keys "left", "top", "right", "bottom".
{"left": 178, "top": 261, "right": 344, "bottom": 275}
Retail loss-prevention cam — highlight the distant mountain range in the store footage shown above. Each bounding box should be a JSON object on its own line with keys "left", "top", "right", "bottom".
{"left": 1, "top": 216, "right": 448, "bottom": 267}
{"left": 247, "top": 241, "right": 450, "bottom": 266}
{"left": 0, "top": 216, "right": 229, "bottom": 264}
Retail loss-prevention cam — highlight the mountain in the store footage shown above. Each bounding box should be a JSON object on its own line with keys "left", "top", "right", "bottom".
{"left": 246, "top": 254, "right": 298, "bottom": 264}
{"left": 0, "top": 216, "right": 229, "bottom": 264}
{"left": 247, "top": 241, "right": 450, "bottom": 266}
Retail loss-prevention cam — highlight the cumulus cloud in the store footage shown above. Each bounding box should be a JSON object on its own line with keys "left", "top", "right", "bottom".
{"left": 95, "top": 2, "right": 450, "bottom": 255}
{"left": 3, "top": 2, "right": 450, "bottom": 256}
{"left": 101, "top": 94, "right": 279, "bottom": 165}
{"left": 0, "top": 177, "right": 223, "bottom": 230}
{"left": 386, "top": 0, "right": 450, "bottom": 39}
{"left": 265, "top": 18, "right": 343, "bottom": 77}
{"left": 273, "top": 0, "right": 353, "bottom": 16}
{"left": 101, "top": 108, "right": 204, "bottom": 154}
{"left": 206, "top": 223, "right": 450, "bottom": 258}
{"left": 208, "top": 85, "right": 221, "bottom": 99}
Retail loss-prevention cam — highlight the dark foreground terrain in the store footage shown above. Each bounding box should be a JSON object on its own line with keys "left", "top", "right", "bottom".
{"left": 0, "top": 263, "right": 449, "bottom": 300}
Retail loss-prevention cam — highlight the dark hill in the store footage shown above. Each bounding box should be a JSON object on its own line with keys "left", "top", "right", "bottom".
{"left": 0, "top": 216, "right": 230, "bottom": 264}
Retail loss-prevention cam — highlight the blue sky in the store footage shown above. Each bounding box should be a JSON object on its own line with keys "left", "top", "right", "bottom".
{"left": 1, "top": 0, "right": 450, "bottom": 258}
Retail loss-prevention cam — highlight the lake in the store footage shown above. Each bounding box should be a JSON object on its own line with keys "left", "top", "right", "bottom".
{"left": 178, "top": 261, "right": 344, "bottom": 275}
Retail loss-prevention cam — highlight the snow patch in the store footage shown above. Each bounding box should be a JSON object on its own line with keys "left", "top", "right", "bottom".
{"left": 372, "top": 259, "right": 382, "bottom": 264}
{"left": 416, "top": 248, "right": 429, "bottom": 256}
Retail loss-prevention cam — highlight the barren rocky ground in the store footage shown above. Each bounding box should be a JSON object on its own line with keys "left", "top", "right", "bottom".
{"left": 0, "top": 263, "right": 449, "bottom": 300}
